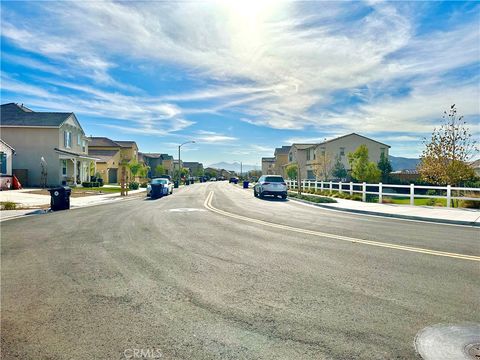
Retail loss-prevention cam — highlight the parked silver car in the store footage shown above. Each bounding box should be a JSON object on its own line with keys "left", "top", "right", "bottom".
{"left": 254, "top": 175, "right": 287, "bottom": 199}
{"left": 147, "top": 178, "right": 174, "bottom": 196}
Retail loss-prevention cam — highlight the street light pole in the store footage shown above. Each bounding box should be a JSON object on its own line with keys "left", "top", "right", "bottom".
{"left": 178, "top": 141, "right": 195, "bottom": 184}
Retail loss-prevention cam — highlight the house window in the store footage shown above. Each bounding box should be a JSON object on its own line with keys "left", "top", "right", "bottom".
{"left": 289, "top": 153, "right": 292, "bottom": 162}
{"left": 82, "top": 140, "right": 86, "bottom": 153}
{"left": 380, "top": 148, "right": 385, "bottom": 157}
{"left": 77, "top": 134, "right": 81, "bottom": 145}
{"left": 62, "top": 160, "right": 67, "bottom": 176}
{"left": 321, "top": 148, "right": 325, "bottom": 157}
{"left": 64, "top": 131, "right": 72, "bottom": 148}
{"left": 0, "top": 152, "right": 6, "bottom": 174}
{"left": 340, "top": 147, "right": 345, "bottom": 156}
{"left": 306, "top": 149, "right": 311, "bottom": 161}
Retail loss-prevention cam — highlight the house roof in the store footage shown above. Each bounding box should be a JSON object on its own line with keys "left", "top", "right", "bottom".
{"left": 274, "top": 146, "right": 291, "bottom": 155}
{"left": 88, "top": 137, "right": 121, "bottom": 147}
{"left": 470, "top": 159, "right": 480, "bottom": 168}
{"left": 317, "top": 133, "right": 391, "bottom": 148}
{"left": 1, "top": 103, "right": 74, "bottom": 127}
{"left": 87, "top": 149, "right": 119, "bottom": 163}
{"left": 262, "top": 157, "right": 275, "bottom": 162}
{"left": 291, "top": 144, "right": 317, "bottom": 150}
{"left": 139, "top": 152, "right": 174, "bottom": 161}
{"left": 183, "top": 161, "right": 202, "bottom": 167}
{"left": 115, "top": 140, "right": 137, "bottom": 148}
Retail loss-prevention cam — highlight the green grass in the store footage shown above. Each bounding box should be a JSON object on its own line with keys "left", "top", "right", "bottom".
{"left": 73, "top": 187, "right": 123, "bottom": 193}
{"left": 384, "top": 196, "right": 447, "bottom": 206}
{"left": 1, "top": 201, "right": 17, "bottom": 210}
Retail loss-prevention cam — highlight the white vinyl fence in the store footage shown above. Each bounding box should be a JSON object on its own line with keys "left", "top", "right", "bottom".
{"left": 285, "top": 180, "right": 480, "bottom": 208}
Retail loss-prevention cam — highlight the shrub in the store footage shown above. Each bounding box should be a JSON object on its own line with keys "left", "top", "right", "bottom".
{"left": 289, "top": 193, "right": 337, "bottom": 203}
{"left": 129, "top": 182, "right": 140, "bottom": 190}
{"left": 425, "top": 198, "right": 436, "bottom": 206}
{"left": 2, "top": 201, "right": 17, "bottom": 210}
{"left": 82, "top": 182, "right": 100, "bottom": 188}
{"left": 458, "top": 192, "right": 480, "bottom": 209}
{"left": 140, "top": 182, "right": 148, "bottom": 188}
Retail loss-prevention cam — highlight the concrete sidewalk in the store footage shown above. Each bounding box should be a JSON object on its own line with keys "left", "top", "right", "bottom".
{"left": 290, "top": 194, "right": 480, "bottom": 226}
{"left": 0, "top": 188, "right": 146, "bottom": 220}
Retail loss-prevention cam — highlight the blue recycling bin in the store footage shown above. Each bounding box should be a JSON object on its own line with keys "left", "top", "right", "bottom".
{"left": 243, "top": 181, "right": 249, "bottom": 189}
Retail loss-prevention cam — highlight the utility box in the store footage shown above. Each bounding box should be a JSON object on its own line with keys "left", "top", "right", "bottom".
{"left": 49, "top": 186, "right": 71, "bottom": 211}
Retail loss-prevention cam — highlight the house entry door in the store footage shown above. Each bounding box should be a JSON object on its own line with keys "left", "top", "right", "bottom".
{"left": 108, "top": 168, "right": 118, "bottom": 184}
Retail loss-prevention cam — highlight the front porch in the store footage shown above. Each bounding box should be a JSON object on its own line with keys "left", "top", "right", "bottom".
{"left": 56, "top": 148, "right": 98, "bottom": 186}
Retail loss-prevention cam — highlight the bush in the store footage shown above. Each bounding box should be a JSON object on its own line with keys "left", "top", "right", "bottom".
{"left": 458, "top": 192, "right": 480, "bottom": 209}
{"left": 128, "top": 182, "right": 140, "bottom": 190}
{"left": 82, "top": 182, "right": 100, "bottom": 188}
{"left": 2, "top": 201, "right": 16, "bottom": 210}
{"left": 425, "top": 198, "right": 436, "bottom": 206}
{"left": 140, "top": 182, "right": 148, "bottom": 188}
{"left": 289, "top": 193, "right": 337, "bottom": 203}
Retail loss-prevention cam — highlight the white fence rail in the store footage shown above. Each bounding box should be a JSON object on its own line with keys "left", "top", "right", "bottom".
{"left": 285, "top": 180, "right": 479, "bottom": 208}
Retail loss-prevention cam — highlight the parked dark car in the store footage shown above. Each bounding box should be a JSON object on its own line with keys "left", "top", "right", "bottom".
{"left": 229, "top": 177, "right": 239, "bottom": 184}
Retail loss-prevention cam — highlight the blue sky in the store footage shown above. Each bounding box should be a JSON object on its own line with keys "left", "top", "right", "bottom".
{"left": 1, "top": 1, "right": 479, "bottom": 165}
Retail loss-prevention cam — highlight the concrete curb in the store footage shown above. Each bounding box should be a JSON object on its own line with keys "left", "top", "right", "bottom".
{"left": 288, "top": 197, "right": 480, "bottom": 227}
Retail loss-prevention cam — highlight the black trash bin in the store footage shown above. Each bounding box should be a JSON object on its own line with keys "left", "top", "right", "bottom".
{"left": 243, "top": 181, "right": 249, "bottom": 189}
{"left": 185, "top": 179, "right": 190, "bottom": 186}
{"left": 49, "top": 186, "right": 71, "bottom": 211}
{"left": 173, "top": 180, "right": 179, "bottom": 188}
{"left": 150, "top": 183, "right": 164, "bottom": 199}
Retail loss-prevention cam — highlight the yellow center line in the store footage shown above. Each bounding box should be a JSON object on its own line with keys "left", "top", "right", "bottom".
{"left": 204, "top": 191, "right": 480, "bottom": 262}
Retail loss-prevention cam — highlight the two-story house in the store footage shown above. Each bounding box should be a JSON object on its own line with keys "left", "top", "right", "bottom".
{"left": 0, "top": 103, "right": 97, "bottom": 186}
{"left": 261, "top": 157, "right": 275, "bottom": 175}
{"left": 140, "top": 153, "right": 175, "bottom": 178}
{"left": 285, "top": 133, "right": 390, "bottom": 180}
{"left": 88, "top": 137, "right": 139, "bottom": 184}
{"left": 273, "top": 146, "right": 290, "bottom": 177}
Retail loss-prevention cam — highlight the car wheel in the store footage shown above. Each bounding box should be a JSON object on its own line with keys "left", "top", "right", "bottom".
{"left": 259, "top": 191, "right": 264, "bottom": 199}
{"left": 281, "top": 194, "right": 287, "bottom": 199}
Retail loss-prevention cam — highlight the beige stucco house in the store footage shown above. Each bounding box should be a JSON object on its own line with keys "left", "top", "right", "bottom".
{"left": 273, "top": 146, "right": 290, "bottom": 177}
{"left": 88, "top": 137, "right": 139, "bottom": 184}
{"left": 261, "top": 157, "right": 275, "bottom": 175}
{"left": 0, "top": 103, "right": 97, "bottom": 186}
{"left": 286, "top": 133, "right": 390, "bottom": 180}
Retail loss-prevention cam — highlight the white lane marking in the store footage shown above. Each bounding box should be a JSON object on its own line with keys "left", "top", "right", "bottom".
{"left": 168, "top": 208, "right": 206, "bottom": 212}
{"left": 204, "top": 191, "right": 480, "bottom": 262}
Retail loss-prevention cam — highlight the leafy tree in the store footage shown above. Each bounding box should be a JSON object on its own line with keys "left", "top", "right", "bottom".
{"left": 331, "top": 155, "right": 347, "bottom": 179}
{"left": 204, "top": 169, "right": 217, "bottom": 179}
{"left": 129, "top": 161, "right": 142, "bottom": 179}
{"left": 312, "top": 151, "right": 333, "bottom": 181}
{"left": 418, "top": 104, "right": 478, "bottom": 186}
{"left": 377, "top": 153, "right": 392, "bottom": 182}
{"left": 154, "top": 164, "right": 166, "bottom": 177}
{"left": 285, "top": 163, "right": 298, "bottom": 180}
{"left": 347, "top": 145, "right": 381, "bottom": 183}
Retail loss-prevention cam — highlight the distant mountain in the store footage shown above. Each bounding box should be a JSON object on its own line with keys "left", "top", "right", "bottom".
{"left": 208, "top": 162, "right": 258, "bottom": 173}
{"left": 389, "top": 155, "right": 420, "bottom": 171}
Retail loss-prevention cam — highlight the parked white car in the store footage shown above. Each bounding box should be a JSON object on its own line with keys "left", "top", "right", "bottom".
{"left": 147, "top": 178, "right": 174, "bottom": 196}
{"left": 254, "top": 175, "right": 287, "bottom": 199}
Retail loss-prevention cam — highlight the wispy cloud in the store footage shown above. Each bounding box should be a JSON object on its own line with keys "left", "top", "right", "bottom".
{"left": 1, "top": 1, "right": 479, "bottom": 158}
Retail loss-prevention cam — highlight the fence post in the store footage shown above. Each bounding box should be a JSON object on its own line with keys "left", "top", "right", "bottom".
{"left": 350, "top": 182, "right": 353, "bottom": 195}
{"left": 329, "top": 181, "right": 333, "bottom": 192}
{"left": 410, "top": 183, "right": 414, "bottom": 206}
{"left": 446, "top": 185, "right": 451, "bottom": 208}
{"left": 321, "top": 181, "right": 324, "bottom": 192}
{"left": 378, "top": 183, "right": 382, "bottom": 204}
{"left": 339, "top": 181, "right": 343, "bottom": 193}
{"left": 314, "top": 180, "right": 318, "bottom": 193}
{"left": 362, "top": 182, "right": 366, "bottom": 202}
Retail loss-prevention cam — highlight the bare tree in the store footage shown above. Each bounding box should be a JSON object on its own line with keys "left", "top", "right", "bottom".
{"left": 312, "top": 151, "right": 333, "bottom": 181}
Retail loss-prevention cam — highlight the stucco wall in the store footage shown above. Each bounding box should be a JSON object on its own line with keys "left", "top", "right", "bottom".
{"left": 1, "top": 127, "right": 61, "bottom": 186}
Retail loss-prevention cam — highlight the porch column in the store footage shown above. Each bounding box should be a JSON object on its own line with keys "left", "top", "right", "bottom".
{"left": 73, "top": 158, "right": 77, "bottom": 185}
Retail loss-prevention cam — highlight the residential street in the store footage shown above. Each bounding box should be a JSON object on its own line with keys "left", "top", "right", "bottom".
{"left": 1, "top": 182, "right": 479, "bottom": 360}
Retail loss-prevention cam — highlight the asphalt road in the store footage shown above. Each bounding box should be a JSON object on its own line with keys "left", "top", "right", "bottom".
{"left": 1, "top": 182, "right": 479, "bottom": 360}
